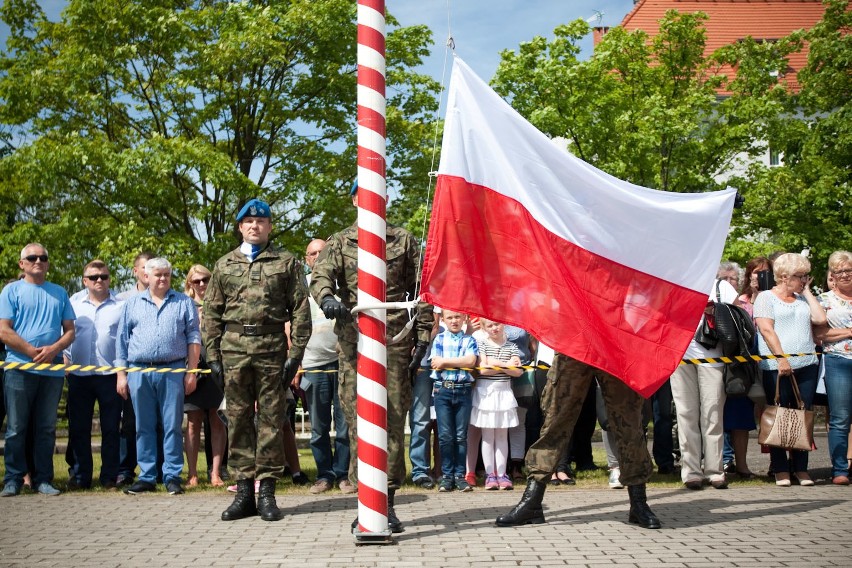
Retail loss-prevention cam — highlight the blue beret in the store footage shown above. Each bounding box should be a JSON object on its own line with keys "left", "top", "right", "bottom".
{"left": 236, "top": 199, "right": 271, "bottom": 221}
{"left": 350, "top": 178, "right": 358, "bottom": 196}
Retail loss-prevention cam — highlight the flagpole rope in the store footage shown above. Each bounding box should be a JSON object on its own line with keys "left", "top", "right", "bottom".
{"left": 412, "top": 0, "right": 456, "bottom": 303}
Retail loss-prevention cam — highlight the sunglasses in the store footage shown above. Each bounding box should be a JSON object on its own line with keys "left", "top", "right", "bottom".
{"left": 191, "top": 277, "right": 210, "bottom": 285}
{"left": 23, "top": 254, "right": 49, "bottom": 263}
{"left": 85, "top": 274, "right": 110, "bottom": 282}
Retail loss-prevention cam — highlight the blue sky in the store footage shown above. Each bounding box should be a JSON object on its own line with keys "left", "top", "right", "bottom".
{"left": 2, "top": 1, "right": 638, "bottom": 83}
{"left": 390, "top": 0, "right": 638, "bottom": 83}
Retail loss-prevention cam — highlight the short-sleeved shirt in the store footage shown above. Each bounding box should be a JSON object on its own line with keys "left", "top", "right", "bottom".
{"left": 753, "top": 290, "right": 818, "bottom": 370}
{"left": 66, "top": 292, "right": 125, "bottom": 375}
{"left": 476, "top": 336, "right": 521, "bottom": 381}
{"left": 115, "top": 289, "right": 201, "bottom": 366}
{"left": 430, "top": 329, "right": 478, "bottom": 384}
{"left": 0, "top": 279, "right": 76, "bottom": 376}
{"left": 818, "top": 291, "right": 852, "bottom": 359}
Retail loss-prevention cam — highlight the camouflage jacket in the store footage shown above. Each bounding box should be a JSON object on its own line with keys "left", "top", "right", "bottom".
{"left": 204, "top": 243, "right": 311, "bottom": 362}
{"left": 310, "top": 222, "right": 433, "bottom": 346}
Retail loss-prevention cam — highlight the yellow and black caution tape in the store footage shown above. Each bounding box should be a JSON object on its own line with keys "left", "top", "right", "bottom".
{"left": 0, "top": 360, "right": 210, "bottom": 374}
{"left": 0, "top": 360, "right": 342, "bottom": 376}
{"left": 1, "top": 352, "right": 820, "bottom": 376}
{"left": 678, "top": 352, "right": 818, "bottom": 366}
{"left": 415, "top": 352, "right": 821, "bottom": 372}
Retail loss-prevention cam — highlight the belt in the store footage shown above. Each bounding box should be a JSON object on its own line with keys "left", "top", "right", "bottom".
{"left": 225, "top": 323, "right": 283, "bottom": 336}
{"left": 437, "top": 381, "right": 472, "bottom": 389}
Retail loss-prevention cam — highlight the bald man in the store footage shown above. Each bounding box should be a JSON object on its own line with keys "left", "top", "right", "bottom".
{"left": 299, "top": 239, "right": 351, "bottom": 495}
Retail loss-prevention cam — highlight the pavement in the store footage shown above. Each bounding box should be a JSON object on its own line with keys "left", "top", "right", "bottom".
{"left": 1, "top": 433, "right": 851, "bottom": 568}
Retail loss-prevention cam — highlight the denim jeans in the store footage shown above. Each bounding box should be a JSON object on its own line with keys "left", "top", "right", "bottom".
{"left": 2, "top": 369, "right": 64, "bottom": 486}
{"left": 409, "top": 369, "right": 433, "bottom": 481}
{"left": 762, "top": 364, "right": 819, "bottom": 474}
{"left": 824, "top": 354, "right": 852, "bottom": 477}
{"left": 302, "top": 361, "right": 349, "bottom": 483}
{"left": 127, "top": 369, "right": 185, "bottom": 485}
{"left": 67, "top": 373, "right": 122, "bottom": 486}
{"left": 433, "top": 383, "right": 473, "bottom": 480}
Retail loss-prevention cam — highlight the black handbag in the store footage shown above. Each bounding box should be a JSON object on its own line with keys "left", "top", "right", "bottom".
{"left": 694, "top": 306, "right": 719, "bottom": 349}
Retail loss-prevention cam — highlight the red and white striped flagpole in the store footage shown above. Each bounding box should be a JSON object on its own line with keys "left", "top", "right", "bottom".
{"left": 355, "top": 0, "right": 389, "bottom": 538}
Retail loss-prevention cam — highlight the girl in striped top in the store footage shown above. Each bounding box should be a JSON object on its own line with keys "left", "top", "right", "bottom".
{"left": 471, "top": 319, "right": 522, "bottom": 490}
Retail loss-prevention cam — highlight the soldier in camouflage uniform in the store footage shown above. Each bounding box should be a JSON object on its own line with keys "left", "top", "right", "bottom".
{"left": 310, "top": 186, "right": 433, "bottom": 533}
{"left": 204, "top": 199, "right": 311, "bottom": 522}
{"left": 496, "top": 353, "right": 662, "bottom": 529}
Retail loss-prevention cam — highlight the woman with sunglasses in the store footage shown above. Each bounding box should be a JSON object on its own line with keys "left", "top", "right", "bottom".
{"left": 183, "top": 264, "right": 226, "bottom": 487}
{"left": 815, "top": 251, "right": 852, "bottom": 486}
{"left": 754, "top": 253, "right": 826, "bottom": 487}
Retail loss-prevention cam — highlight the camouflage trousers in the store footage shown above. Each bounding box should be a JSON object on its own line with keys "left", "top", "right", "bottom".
{"left": 526, "top": 354, "right": 653, "bottom": 486}
{"left": 222, "top": 351, "right": 287, "bottom": 481}
{"left": 338, "top": 339, "right": 412, "bottom": 487}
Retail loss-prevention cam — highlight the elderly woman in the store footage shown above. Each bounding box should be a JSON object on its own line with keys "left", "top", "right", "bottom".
{"left": 183, "top": 264, "right": 227, "bottom": 487}
{"left": 815, "top": 251, "right": 852, "bottom": 486}
{"left": 754, "top": 253, "right": 826, "bottom": 487}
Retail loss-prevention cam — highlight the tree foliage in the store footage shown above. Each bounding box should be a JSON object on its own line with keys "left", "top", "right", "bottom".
{"left": 490, "top": 5, "right": 849, "bottom": 278}
{"left": 0, "top": 0, "right": 440, "bottom": 289}
{"left": 731, "top": 0, "right": 851, "bottom": 274}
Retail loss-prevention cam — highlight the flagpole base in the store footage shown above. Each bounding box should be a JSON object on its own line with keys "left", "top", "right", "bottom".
{"left": 353, "top": 527, "right": 394, "bottom": 545}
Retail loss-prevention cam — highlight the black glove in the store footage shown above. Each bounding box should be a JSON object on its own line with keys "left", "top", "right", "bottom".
{"left": 282, "top": 357, "right": 301, "bottom": 389}
{"left": 208, "top": 360, "right": 224, "bottom": 393}
{"left": 321, "top": 296, "right": 351, "bottom": 321}
{"left": 409, "top": 341, "right": 429, "bottom": 380}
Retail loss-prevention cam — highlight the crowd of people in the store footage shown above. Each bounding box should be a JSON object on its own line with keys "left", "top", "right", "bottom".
{"left": 1, "top": 197, "right": 851, "bottom": 531}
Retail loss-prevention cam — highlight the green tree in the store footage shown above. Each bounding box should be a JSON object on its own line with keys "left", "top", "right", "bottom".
{"left": 730, "top": 0, "right": 851, "bottom": 276}
{"left": 0, "top": 0, "right": 439, "bottom": 288}
{"left": 489, "top": 9, "right": 824, "bottom": 270}
{"left": 491, "top": 13, "right": 793, "bottom": 193}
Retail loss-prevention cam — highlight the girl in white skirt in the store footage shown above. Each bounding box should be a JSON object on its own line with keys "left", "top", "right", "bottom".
{"left": 471, "top": 319, "right": 522, "bottom": 490}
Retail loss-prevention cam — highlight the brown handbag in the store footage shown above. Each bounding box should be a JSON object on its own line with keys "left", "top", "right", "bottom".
{"left": 758, "top": 371, "right": 814, "bottom": 451}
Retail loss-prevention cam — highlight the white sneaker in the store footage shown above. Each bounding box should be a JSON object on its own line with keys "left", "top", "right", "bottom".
{"left": 608, "top": 468, "right": 623, "bottom": 489}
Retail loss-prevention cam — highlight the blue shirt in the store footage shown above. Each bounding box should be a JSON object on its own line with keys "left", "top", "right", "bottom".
{"left": 66, "top": 291, "right": 124, "bottom": 375}
{"left": 115, "top": 289, "right": 201, "bottom": 366}
{"left": 0, "top": 279, "right": 76, "bottom": 376}
{"left": 430, "top": 329, "right": 478, "bottom": 384}
{"left": 754, "top": 290, "right": 819, "bottom": 371}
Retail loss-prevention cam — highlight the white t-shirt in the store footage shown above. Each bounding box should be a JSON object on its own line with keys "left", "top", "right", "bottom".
{"left": 681, "top": 279, "right": 738, "bottom": 366}
{"left": 300, "top": 275, "right": 338, "bottom": 371}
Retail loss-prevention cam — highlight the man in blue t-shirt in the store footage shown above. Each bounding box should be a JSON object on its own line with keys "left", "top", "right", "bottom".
{"left": 0, "top": 243, "right": 76, "bottom": 497}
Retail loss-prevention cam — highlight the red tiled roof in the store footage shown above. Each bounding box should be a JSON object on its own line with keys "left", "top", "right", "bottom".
{"left": 615, "top": 0, "right": 830, "bottom": 93}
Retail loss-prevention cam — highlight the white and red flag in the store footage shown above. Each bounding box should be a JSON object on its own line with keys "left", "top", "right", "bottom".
{"left": 421, "top": 57, "right": 737, "bottom": 397}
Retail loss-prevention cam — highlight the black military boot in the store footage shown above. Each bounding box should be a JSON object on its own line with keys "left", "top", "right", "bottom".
{"left": 257, "top": 478, "right": 283, "bottom": 522}
{"left": 627, "top": 484, "right": 661, "bottom": 529}
{"left": 221, "top": 478, "right": 257, "bottom": 521}
{"left": 387, "top": 488, "right": 403, "bottom": 533}
{"left": 495, "top": 477, "right": 547, "bottom": 526}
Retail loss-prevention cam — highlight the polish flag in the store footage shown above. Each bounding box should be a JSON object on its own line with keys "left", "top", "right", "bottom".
{"left": 420, "top": 58, "right": 737, "bottom": 397}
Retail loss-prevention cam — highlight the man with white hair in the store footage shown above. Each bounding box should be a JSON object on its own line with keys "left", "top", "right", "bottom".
{"left": 115, "top": 257, "right": 201, "bottom": 496}
{"left": 0, "top": 243, "right": 76, "bottom": 497}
